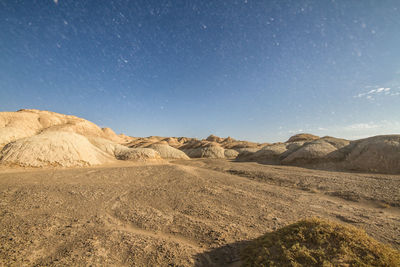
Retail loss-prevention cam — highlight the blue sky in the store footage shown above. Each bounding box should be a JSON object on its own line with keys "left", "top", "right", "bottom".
{"left": 1, "top": 0, "right": 400, "bottom": 142}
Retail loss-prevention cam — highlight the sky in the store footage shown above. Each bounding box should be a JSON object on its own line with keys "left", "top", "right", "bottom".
{"left": 1, "top": 0, "right": 400, "bottom": 142}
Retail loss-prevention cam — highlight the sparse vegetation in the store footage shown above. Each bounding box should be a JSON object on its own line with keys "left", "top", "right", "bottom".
{"left": 241, "top": 218, "right": 400, "bottom": 267}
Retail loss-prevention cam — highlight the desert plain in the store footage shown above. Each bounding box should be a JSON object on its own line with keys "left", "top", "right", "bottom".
{"left": 0, "top": 109, "right": 399, "bottom": 266}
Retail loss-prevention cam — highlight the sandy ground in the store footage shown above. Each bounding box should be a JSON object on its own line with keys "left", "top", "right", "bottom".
{"left": 0, "top": 159, "right": 399, "bottom": 266}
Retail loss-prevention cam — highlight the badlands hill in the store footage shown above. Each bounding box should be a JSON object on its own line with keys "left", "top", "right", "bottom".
{"left": 0, "top": 109, "right": 161, "bottom": 167}
{"left": 0, "top": 109, "right": 124, "bottom": 148}
{"left": 0, "top": 109, "right": 399, "bottom": 173}
{"left": 236, "top": 134, "right": 400, "bottom": 174}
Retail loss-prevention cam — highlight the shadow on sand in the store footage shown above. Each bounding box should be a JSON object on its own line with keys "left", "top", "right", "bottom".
{"left": 193, "top": 239, "right": 251, "bottom": 267}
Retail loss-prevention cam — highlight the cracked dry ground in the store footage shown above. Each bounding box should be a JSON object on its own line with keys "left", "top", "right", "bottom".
{"left": 0, "top": 159, "right": 399, "bottom": 266}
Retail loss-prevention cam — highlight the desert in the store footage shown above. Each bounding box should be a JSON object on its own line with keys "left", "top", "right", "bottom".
{"left": 3, "top": 0, "right": 400, "bottom": 265}
{"left": 0, "top": 109, "right": 399, "bottom": 266}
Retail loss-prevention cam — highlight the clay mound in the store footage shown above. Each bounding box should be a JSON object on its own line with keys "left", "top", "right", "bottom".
{"left": 205, "top": 134, "right": 265, "bottom": 150}
{"left": 101, "top": 127, "right": 124, "bottom": 143}
{"left": 224, "top": 141, "right": 264, "bottom": 149}
{"left": 127, "top": 136, "right": 166, "bottom": 148}
{"left": 0, "top": 111, "right": 42, "bottom": 148}
{"left": 177, "top": 137, "right": 192, "bottom": 144}
{"left": 89, "top": 137, "right": 164, "bottom": 161}
{"left": 281, "top": 137, "right": 350, "bottom": 165}
{"left": 179, "top": 139, "right": 203, "bottom": 150}
{"left": 87, "top": 137, "right": 130, "bottom": 158}
{"left": 325, "top": 143, "right": 355, "bottom": 162}
{"left": 181, "top": 142, "right": 226, "bottom": 159}
{"left": 42, "top": 120, "right": 107, "bottom": 138}
{"left": 346, "top": 135, "right": 400, "bottom": 173}
{"left": 222, "top": 136, "right": 236, "bottom": 143}
{"left": 127, "top": 139, "right": 155, "bottom": 148}
{"left": 0, "top": 131, "right": 113, "bottom": 167}
{"left": 320, "top": 136, "right": 350, "bottom": 148}
{"left": 127, "top": 136, "right": 195, "bottom": 149}
{"left": 0, "top": 109, "right": 123, "bottom": 149}
{"left": 198, "top": 144, "right": 225, "bottom": 159}
{"left": 22, "top": 110, "right": 108, "bottom": 139}
{"left": 235, "top": 147, "right": 261, "bottom": 154}
{"left": 241, "top": 218, "right": 400, "bottom": 266}
{"left": 154, "top": 140, "right": 169, "bottom": 145}
{"left": 125, "top": 134, "right": 263, "bottom": 151}
{"left": 279, "top": 141, "right": 306, "bottom": 159}
{"left": 146, "top": 136, "right": 165, "bottom": 142}
{"left": 117, "top": 148, "right": 162, "bottom": 161}
{"left": 233, "top": 147, "right": 261, "bottom": 162}
{"left": 128, "top": 140, "right": 155, "bottom": 148}
{"left": 282, "top": 140, "right": 336, "bottom": 165}
{"left": 117, "top": 133, "right": 135, "bottom": 143}
{"left": 0, "top": 127, "right": 33, "bottom": 151}
{"left": 146, "top": 143, "right": 189, "bottom": 159}
{"left": 161, "top": 137, "right": 182, "bottom": 148}
{"left": 237, "top": 143, "right": 287, "bottom": 164}
{"left": 286, "top": 133, "right": 319, "bottom": 143}
{"left": 224, "top": 149, "right": 239, "bottom": 159}
{"left": 206, "top": 134, "right": 224, "bottom": 143}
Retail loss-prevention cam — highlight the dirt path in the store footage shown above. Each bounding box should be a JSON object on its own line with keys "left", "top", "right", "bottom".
{"left": 0, "top": 160, "right": 399, "bottom": 266}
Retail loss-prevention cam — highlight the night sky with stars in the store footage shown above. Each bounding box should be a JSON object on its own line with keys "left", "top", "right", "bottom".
{"left": 1, "top": 0, "right": 400, "bottom": 142}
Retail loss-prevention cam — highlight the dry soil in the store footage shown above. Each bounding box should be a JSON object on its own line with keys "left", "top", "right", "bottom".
{"left": 0, "top": 159, "right": 399, "bottom": 266}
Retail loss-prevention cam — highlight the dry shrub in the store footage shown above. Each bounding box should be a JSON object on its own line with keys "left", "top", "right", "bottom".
{"left": 241, "top": 217, "right": 400, "bottom": 266}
